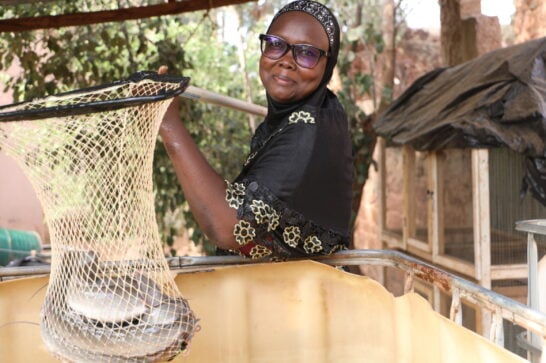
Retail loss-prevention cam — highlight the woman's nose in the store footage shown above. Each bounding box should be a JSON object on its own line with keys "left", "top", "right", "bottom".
{"left": 277, "top": 49, "right": 297, "bottom": 69}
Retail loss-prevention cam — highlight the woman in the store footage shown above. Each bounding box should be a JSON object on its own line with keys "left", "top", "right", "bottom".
{"left": 159, "top": 0, "right": 353, "bottom": 259}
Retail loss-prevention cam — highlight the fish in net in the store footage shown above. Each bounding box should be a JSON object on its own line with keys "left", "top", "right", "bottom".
{"left": 0, "top": 71, "right": 198, "bottom": 362}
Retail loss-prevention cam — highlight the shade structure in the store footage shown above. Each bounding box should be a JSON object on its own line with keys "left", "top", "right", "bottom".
{"left": 375, "top": 37, "right": 546, "bottom": 205}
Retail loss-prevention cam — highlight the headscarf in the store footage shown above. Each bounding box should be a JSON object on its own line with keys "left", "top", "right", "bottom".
{"left": 269, "top": 0, "right": 340, "bottom": 88}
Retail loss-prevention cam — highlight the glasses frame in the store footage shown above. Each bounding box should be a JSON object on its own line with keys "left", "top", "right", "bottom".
{"left": 259, "top": 34, "right": 330, "bottom": 69}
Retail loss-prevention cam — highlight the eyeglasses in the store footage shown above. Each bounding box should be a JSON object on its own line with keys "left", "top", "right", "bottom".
{"left": 259, "top": 34, "right": 329, "bottom": 69}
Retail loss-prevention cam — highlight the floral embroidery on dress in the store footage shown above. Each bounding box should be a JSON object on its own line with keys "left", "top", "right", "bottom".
{"left": 303, "top": 235, "right": 323, "bottom": 254}
{"left": 249, "top": 244, "right": 272, "bottom": 259}
{"left": 225, "top": 179, "right": 348, "bottom": 258}
{"left": 288, "top": 111, "right": 315, "bottom": 125}
{"left": 283, "top": 226, "right": 301, "bottom": 247}
{"left": 233, "top": 220, "right": 256, "bottom": 245}
{"left": 225, "top": 181, "right": 246, "bottom": 209}
{"left": 244, "top": 151, "right": 258, "bottom": 166}
{"left": 250, "top": 199, "right": 280, "bottom": 231}
{"left": 328, "top": 243, "right": 347, "bottom": 255}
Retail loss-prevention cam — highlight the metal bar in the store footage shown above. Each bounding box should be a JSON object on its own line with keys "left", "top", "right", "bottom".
{"left": 516, "top": 219, "right": 546, "bottom": 236}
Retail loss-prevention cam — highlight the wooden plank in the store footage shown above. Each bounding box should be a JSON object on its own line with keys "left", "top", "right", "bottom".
{"left": 472, "top": 149, "right": 491, "bottom": 288}
{"left": 407, "top": 244, "right": 433, "bottom": 262}
{"left": 428, "top": 151, "right": 445, "bottom": 260}
{"left": 377, "top": 137, "right": 387, "bottom": 237}
{"left": 490, "top": 264, "right": 528, "bottom": 280}
{"left": 382, "top": 230, "right": 404, "bottom": 249}
{"left": 434, "top": 254, "right": 477, "bottom": 278}
{"left": 408, "top": 237, "right": 431, "bottom": 252}
{"left": 0, "top": 0, "right": 256, "bottom": 32}
{"left": 403, "top": 145, "right": 415, "bottom": 249}
{"left": 472, "top": 148, "right": 492, "bottom": 338}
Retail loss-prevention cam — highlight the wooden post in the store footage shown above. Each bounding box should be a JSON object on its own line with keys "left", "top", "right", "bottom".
{"left": 440, "top": 0, "right": 500, "bottom": 338}
{"left": 402, "top": 145, "right": 415, "bottom": 250}
{"left": 472, "top": 148, "right": 492, "bottom": 337}
{"left": 428, "top": 151, "right": 444, "bottom": 260}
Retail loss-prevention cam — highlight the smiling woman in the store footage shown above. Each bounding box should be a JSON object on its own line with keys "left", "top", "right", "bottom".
{"left": 159, "top": 0, "right": 353, "bottom": 259}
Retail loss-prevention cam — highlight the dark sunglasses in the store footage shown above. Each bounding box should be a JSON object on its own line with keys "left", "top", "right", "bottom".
{"left": 259, "top": 34, "right": 329, "bottom": 69}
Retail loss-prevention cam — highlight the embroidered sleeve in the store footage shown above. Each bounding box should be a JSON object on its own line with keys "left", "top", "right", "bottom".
{"left": 225, "top": 178, "right": 348, "bottom": 259}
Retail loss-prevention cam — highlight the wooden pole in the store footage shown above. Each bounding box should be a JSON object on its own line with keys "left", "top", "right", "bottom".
{"left": 0, "top": 0, "right": 256, "bottom": 33}
{"left": 181, "top": 86, "right": 266, "bottom": 117}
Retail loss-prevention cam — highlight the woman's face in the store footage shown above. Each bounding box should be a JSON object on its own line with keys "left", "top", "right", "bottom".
{"left": 259, "top": 12, "right": 329, "bottom": 103}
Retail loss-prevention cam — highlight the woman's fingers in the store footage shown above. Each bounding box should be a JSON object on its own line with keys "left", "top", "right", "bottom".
{"left": 158, "top": 65, "right": 168, "bottom": 75}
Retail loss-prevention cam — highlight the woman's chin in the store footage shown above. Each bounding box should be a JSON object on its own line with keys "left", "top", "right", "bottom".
{"left": 269, "top": 91, "right": 299, "bottom": 104}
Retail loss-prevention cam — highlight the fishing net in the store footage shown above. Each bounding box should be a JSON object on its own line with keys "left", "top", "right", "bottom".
{"left": 0, "top": 72, "right": 198, "bottom": 362}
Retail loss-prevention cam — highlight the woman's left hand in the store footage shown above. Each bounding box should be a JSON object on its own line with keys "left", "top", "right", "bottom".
{"left": 157, "top": 65, "right": 182, "bottom": 128}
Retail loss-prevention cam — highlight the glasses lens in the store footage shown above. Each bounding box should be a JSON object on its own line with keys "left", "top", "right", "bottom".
{"left": 261, "top": 35, "right": 288, "bottom": 59}
{"left": 294, "top": 45, "right": 321, "bottom": 68}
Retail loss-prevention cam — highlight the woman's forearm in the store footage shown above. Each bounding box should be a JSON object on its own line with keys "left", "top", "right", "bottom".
{"left": 159, "top": 100, "right": 239, "bottom": 250}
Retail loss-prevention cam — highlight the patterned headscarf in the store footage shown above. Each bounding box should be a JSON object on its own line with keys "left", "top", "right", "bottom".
{"left": 257, "top": 0, "right": 342, "bottom": 136}
{"left": 267, "top": 0, "right": 340, "bottom": 86}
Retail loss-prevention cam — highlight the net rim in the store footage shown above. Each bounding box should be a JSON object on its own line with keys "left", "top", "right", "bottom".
{"left": 0, "top": 71, "right": 190, "bottom": 122}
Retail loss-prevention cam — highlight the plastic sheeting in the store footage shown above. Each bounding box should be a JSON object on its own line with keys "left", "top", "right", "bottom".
{"left": 375, "top": 37, "right": 546, "bottom": 205}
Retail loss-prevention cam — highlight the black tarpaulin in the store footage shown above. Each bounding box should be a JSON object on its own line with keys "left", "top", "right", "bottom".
{"left": 374, "top": 37, "right": 546, "bottom": 205}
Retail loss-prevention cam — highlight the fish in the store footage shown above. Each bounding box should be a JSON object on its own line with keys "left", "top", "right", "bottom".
{"left": 40, "top": 249, "right": 197, "bottom": 362}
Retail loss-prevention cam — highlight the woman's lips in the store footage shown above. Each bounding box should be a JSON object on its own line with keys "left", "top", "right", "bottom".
{"left": 273, "top": 74, "right": 294, "bottom": 86}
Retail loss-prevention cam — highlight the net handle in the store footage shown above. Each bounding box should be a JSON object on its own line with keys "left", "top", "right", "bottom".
{"left": 181, "top": 86, "right": 267, "bottom": 117}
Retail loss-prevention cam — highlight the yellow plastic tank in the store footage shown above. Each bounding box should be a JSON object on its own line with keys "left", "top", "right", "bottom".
{"left": 0, "top": 260, "right": 526, "bottom": 362}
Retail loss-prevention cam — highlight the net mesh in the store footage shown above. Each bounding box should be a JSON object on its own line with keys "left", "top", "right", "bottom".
{"left": 0, "top": 73, "right": 198, "bottom": 362}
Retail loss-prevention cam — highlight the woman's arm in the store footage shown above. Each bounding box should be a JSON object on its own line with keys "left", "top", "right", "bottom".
{"left": 159, "top": 73, "right": 239, "bottom": 250}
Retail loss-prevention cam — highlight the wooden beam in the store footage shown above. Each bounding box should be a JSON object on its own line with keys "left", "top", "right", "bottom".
{"left": 0, "top": 0, "right": 256, "bottom": 33}
{"left": 402, "top": 145, "right": 415, "bottom": 249}
{"left": 471, "top": 148, "right": 491, "bottom": 288}
{"left": 428, "top": 151, "right": 444, "bottom": 259}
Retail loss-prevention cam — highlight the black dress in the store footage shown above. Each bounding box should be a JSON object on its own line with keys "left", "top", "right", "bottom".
{"left": 220, "top": 89, "right": 353, "bottom": 259}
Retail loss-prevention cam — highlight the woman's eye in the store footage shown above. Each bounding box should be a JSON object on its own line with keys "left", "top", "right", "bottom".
{"left": 299, "top": 47, "right": 318, "bottom": 58}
